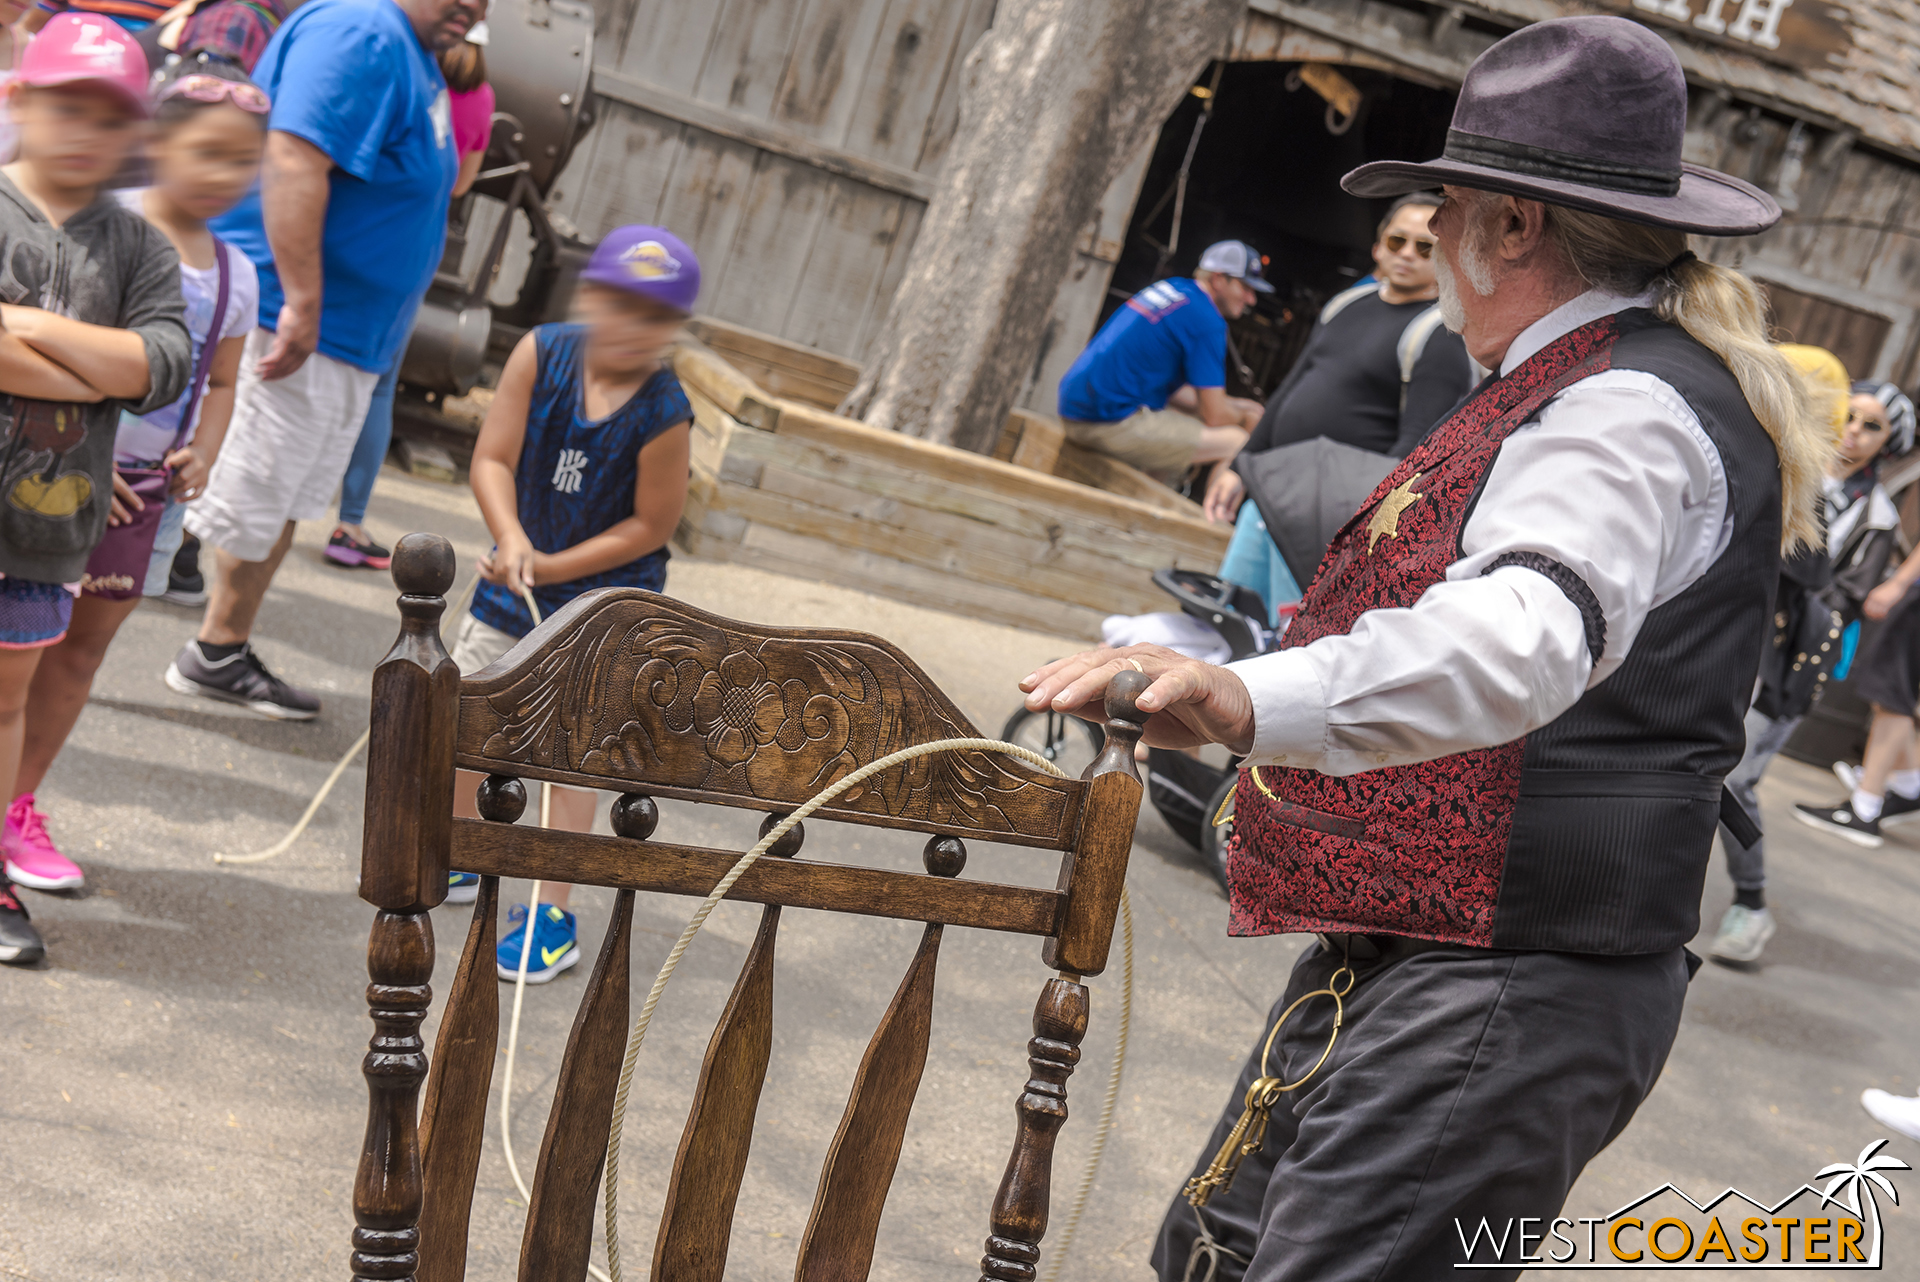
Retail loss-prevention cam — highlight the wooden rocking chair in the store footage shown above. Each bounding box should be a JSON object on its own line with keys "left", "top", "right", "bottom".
{"left": 349, "top": 535, "right": 1149, "bottom": 1282}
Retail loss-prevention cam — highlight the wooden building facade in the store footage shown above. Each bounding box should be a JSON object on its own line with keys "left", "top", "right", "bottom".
{"left": 523, "top": 0, "right": 1918, "bottom": 414}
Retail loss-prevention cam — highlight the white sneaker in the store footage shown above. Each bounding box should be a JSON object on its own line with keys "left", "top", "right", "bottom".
{"left": 1709, "top": 904, "right": 1775, "bottom": 964}
{"left": 1833, "top": 761, "right": 1861, "bottom": 792}
{"left": 1861, "top": 1088, "right": 1920, "bottom": 1141}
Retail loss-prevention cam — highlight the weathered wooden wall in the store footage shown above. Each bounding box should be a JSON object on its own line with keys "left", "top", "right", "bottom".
{"left": 526, "top": 0, "right": 995, "bottom": 365}
{"left": 1691, "top": 104, "right": 1920, "bottom": 386}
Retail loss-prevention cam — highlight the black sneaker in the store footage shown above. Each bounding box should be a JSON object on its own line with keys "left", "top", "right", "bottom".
{"left": 161, "top": 534, "right": 207, "bottom": 607}
{"left": 1881, "top": 789, "right": 1920, "bottom": 827}
{"left": 165, "top": 641, "right": 321, "bottom": 721}
{"left": 0, "top": 878, "right": 45, "bottom": 965}
{"left": 1794, "top": 802, "right": 1884, "bottom": 848}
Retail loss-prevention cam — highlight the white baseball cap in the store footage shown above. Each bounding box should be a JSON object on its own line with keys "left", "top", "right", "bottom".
{"left": 1196, "top": 240, "right": 1274, "bottom": 293}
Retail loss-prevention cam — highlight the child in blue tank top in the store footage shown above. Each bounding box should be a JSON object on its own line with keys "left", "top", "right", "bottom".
{"left": 451, "top": 225, "right": 699, "bottom": 984}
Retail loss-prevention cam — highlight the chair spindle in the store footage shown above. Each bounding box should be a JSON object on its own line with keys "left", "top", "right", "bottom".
{"left": 517, "top": 889, "right": 636, "bottom": 1282}
{"left": 794, "top": 836, "right": 966, "bottom": 1281}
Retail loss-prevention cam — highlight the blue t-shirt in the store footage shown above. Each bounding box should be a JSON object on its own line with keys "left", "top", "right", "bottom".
{"left": 1057, "top": 278, "right": 1227, "bottom": 423}
{"left": 213, "top": 0, "right": 456, "bottom": 373}
{"left": 471, "top": 324, "right": 693, "bottom": 638}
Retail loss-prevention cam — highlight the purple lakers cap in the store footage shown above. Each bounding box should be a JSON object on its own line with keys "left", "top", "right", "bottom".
{"left": 579, "top": 225, "right": 701, "bottom": 313}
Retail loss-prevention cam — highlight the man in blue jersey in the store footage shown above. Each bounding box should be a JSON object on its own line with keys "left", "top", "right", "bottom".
{"left": 165, "top": 0, "right": 482, "bottom": 720}
{"left": 1057, "top": 240, "right": 1269, "bottom": 490}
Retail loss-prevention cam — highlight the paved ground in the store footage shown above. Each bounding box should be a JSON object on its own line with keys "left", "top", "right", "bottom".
{"left": 4, "top": 466, "right": 1918, "bottom": 1280}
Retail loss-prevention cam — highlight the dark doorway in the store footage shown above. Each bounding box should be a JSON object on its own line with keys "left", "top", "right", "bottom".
{"left": 1108, "top": 62, "right": 1457, "bottom": 400}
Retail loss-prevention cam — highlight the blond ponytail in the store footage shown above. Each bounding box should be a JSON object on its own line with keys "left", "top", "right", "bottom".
{"left": 1546, "top": 207, "right": 1828, "bottom": 552}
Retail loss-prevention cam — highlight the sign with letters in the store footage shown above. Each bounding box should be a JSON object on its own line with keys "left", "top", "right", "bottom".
{"left": 1596, "top": 0, "right": 1851, "bottom": 70}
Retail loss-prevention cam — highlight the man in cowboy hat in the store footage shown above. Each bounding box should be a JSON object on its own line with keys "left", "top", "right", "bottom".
{"left": 1020, "top": 15, "right": 1828, "bottom": 1281}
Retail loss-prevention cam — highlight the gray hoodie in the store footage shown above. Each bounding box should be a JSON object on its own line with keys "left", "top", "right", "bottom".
{"left": 0, "top": 172, "right": 190, "bottom": 584}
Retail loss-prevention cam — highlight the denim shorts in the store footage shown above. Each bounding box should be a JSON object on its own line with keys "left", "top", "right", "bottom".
{"left": 0, "top": 577, "right": 74, "bottom": 648}
{"left": 143, "top": 494, "right": 189, "bottom": 598}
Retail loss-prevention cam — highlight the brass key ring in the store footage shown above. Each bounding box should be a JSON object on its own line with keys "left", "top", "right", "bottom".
{"left": 1260, "top": 963, "right": 1354, "bottom": 1091}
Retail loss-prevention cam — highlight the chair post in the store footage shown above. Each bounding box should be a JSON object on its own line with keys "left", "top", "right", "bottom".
{"left": 978, "top": 976, "right": 1089, "bottom": 1282}
{"left": 1042, "top": 669, "right": 1149, "bottom": 976}
{"left": 353, "top": 534, "right": 460, "bottom": 1282}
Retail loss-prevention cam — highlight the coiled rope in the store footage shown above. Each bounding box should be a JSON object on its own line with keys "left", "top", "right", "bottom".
{"left": 218, "top": 572, "right": 1134, "bottom": 1280}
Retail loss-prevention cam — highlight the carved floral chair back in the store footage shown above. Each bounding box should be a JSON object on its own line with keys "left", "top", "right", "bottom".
{"left": 350, "top": 535, "right": 1148, "bottom": 1282}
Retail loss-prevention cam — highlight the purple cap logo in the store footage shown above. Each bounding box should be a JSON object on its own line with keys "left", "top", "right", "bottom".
{"left": 580, "top": 225, "right": 701, "bottom": 313}
{"left": 620, "top": 240, "right": 682, "bottom": 280}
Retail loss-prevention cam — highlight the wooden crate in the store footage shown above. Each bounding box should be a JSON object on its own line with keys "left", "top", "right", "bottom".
{"left": 672, "top": 339, "right": 1230, "bottom": 639}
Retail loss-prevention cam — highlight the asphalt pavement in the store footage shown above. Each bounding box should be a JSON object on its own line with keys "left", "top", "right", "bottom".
{"left": 3, "top": 466, "right": 1917, "bottom": 1281}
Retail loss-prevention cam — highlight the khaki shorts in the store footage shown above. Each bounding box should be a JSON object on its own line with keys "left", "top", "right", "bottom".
{"left": 448, "top": 609, "right": 521, "bottom": 675}
{"left": 185, "top": 329, "right": 380, "bottom": 561}
{"left": 1061, "top": 406, "right": 1203, "bottom": 483}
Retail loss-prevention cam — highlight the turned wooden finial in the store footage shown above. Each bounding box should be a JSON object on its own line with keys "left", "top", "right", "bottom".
{"left": 391, "top": 532, "right": 456, "bottom": 599}
{"left": 1086, "top": 667, "right": 1151, "bottom": 781}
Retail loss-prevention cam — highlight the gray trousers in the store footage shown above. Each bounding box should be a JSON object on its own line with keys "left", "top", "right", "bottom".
{"left": 1720, "top": 707, "right": 1801, "bottom": 893}
{"left": 1150, "top": 940, "right": 1689, "bottom": 1282}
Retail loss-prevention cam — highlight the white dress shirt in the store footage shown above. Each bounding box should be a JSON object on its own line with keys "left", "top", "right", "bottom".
{"left": 1226, "top": 289, "right": 1732, "bottom": 776}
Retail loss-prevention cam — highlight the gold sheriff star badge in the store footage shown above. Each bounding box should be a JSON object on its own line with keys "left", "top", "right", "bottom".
{"left": 1366, "top": 473, "right": 1424, "bottom": 554}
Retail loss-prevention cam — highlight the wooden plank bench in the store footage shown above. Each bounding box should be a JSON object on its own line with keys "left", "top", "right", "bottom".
{"left": 672, "top": 324, "right": 1230, "bottom": 639}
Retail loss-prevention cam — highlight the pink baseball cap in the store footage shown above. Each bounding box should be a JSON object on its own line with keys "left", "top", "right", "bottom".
{"left": 17, "top": 14, "right": 151, "bottom": 118}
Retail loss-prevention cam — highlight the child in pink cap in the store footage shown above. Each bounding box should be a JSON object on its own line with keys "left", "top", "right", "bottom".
{"left": 0, "top": 14, "right": 192, "bottom": 965}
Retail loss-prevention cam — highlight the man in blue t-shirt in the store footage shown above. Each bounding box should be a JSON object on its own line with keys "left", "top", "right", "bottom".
{"left": 1057, "top": 240, "right": 1269, "bottom": 491}
{"left": 170, "top": 0, "right": 480, "bottom": 720}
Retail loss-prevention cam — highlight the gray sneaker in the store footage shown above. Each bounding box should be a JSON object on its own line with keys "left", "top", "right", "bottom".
{"left": 1709, "top": 904, "right": 1776, "bottom": 965}
{"left": 1833, "top": 761, "right": 1861, "bottom": 792}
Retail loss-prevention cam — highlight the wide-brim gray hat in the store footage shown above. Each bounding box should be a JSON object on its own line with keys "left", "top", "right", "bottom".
{"left": 1343, "top": 16, "right": 1780, "bottom": 236}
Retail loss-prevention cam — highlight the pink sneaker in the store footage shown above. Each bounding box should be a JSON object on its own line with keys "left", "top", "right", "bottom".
{"left": 4, "top": 794, "right": 84, "bottom": 891}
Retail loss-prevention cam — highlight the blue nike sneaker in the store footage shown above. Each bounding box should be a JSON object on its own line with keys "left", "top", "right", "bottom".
{"left": 496, "top": 902, "right": 580, "bottom": 984}
{"left": 446, "top": 871, "right": 480, "bottom": 905}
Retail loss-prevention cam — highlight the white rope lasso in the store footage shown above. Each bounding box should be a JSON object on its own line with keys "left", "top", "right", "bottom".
{"left": 214, "top": 574, "right": 487, "bottom": 865}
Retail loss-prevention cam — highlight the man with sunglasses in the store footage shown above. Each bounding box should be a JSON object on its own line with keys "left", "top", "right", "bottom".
{"left": 1203, "top": 194, "right": 1473, "bottom": 524}
{"left": 162, "top": 0, "right": 481, "bottom": 720}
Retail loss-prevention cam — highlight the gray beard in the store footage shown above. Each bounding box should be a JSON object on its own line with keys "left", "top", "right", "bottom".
{"left": 1432, "top": 237, "right": 1497, "bottom": 333}
{"left": 1434, "top": 246, "right": 1467, "bottom": 332}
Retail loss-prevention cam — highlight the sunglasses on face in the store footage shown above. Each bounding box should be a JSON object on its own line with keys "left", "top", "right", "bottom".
{"left": 157, "top": 75, "right": 271, "bottom": 114}
{"left": 1383, "top": 232, "right": 1436, "bottom": 259}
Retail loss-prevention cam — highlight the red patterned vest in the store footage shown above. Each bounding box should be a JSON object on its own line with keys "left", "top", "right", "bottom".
{"left": 1228, "top": 310, "right": 1780, "bottom": 954}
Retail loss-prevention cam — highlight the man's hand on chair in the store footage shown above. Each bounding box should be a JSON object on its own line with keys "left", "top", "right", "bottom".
{"left": 1020, "top": 644, "right": 1255, "bottom": 755}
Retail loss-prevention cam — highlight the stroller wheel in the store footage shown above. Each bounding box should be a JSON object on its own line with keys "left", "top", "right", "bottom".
{"left": 999, "top": 704, "right": 1105, "bottom": 780}
{"left": 1200, "top": 773, "right": 1236, "bottom": 893}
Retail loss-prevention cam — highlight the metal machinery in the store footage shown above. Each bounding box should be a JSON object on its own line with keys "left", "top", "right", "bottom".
{"left": 397, "top": 0, "right": 596, "bottom": 400}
